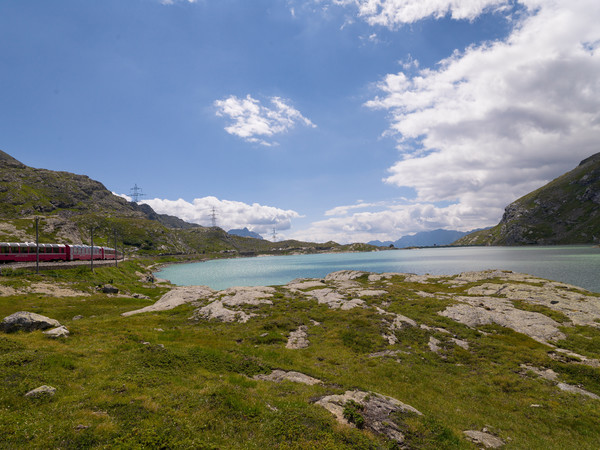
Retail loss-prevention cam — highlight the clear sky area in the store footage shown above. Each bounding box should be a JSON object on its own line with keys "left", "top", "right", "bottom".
{"left": 2, "top": 0, "right": 599, "bottom": 243}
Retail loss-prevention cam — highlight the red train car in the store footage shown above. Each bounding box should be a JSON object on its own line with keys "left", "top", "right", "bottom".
{"left": 0, "top": 242, "right": 121, "bottom": 263}
{"left": 0, "top": 243, "right": 67, "bottom": 263}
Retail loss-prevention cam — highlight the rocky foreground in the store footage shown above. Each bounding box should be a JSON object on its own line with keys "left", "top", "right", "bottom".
{"left": 116, "top": 269, "right": 600, "bottom": 447}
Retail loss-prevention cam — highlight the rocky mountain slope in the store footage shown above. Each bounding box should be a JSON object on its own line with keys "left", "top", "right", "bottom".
{"left": 0, "top": 150, "right": 372, "bottom": 256}
{"left": 455, "top": 153, "right": 600, "bottom": 245}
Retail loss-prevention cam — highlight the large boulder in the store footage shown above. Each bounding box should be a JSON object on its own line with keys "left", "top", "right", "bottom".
{"left": 0, "top": 311, "right": 61, "bottom": 333}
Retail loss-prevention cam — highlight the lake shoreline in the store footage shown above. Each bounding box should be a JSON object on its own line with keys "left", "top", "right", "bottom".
{"left": 154, "top": 245, "right": 600, "bottom": 293}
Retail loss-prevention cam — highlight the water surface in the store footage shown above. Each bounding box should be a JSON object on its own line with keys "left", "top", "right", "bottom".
{"left": 155, "top": 246, "right": 600, "bottom": 292}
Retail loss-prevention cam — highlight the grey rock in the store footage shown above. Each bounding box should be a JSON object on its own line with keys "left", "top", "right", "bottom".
{"left": 122, "top": 285, "right": 215, "bottom": 317}
{"left": 440, "top": 296, "right": 566, "bottom": 344}
{"left": 428, "top": 336, "right": 442, "bottom": 353}
{"left": 25, "top": 385, "right": 56, "bottom": 398}
{"left": 324, "top": 270, "right": 367, "bottom": 282}
{"left": 286, "top": 325, "right": 309, "bottom": 349}
{"left": 192, "top": 301, "right": 255, "bottom": 323}
{"left": 1, "top": 311, "right": 61, "bottom": 333}
{"left": 254, "top": 370, "right": 322, "bottom": 385}
{"left": 467, "top": 280, "right": 600, "bottom": 328}
{"left": 72, "top": 315, "right": 84, "bottom": 321}
{"left": 315, "top": 390, "right": 421, "bottom": 444}
{"left": 464, "top": 430, "right": 505, "bottom": 448}
{"left": 43, "top": 326, "right": 70, "bottom": 338}
{"left": 557, "top": 382, "right": 600, "bottom": 400}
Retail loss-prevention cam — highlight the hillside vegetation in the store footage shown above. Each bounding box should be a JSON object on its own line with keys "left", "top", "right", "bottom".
{"left": 0, "top": 150, "right": 374, "bottom": 257}
{"left": 455, "top": 153, "right": 600, "bottom": 245}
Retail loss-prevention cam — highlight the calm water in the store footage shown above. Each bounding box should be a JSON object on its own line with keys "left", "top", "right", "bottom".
{"left": 155, "top": 246, "right": 600, "bottom": 293}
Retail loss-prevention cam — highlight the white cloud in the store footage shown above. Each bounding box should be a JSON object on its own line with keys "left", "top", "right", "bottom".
{"left": 214, "top": 95, "right": 316, "bottom": 146}
{"left": 325, "top": 200, "right": 391, "bottom": 216}
{"left": 354, "top": 0, "right": 600, "bottom": 231}
{"left": 327, "top": 0, "right": 510, "bottom": 27}
{"left": 113, "top": 192, "right": 132, "bottom": 202}
{"left": 140, "top": 196, "right": 302, "bottom": 236}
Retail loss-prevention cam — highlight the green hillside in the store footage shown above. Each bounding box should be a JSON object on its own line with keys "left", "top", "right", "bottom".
{"left": 455, "top": 153, "right": 600, "bottom": 245}
{"left": 0, "top": 150, "right": 374, "bottom": 256}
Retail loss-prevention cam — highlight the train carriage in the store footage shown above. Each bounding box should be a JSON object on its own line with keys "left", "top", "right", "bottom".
{"left": 0, "top": 242, "right": 68, "bottom": 263}
{"left": 1, "top": 242, "right": 121, "bottom": 263}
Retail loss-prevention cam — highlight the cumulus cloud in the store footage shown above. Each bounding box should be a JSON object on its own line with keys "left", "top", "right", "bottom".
{"left": 214, "top": 95, "right": 316, "bottom": 146}
{"left": 327, "top": 0, "right": 510, "bottom": 27}
{"left": 289, "top": 0, "right": 600, "bottom": 244}
{"left": 350, "top": 0, "right": 600, "bottom": 231}
{"left": 140, "top": 196, "right": 301, "bottom": 237}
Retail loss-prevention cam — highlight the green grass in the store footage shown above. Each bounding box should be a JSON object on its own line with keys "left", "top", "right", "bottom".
{"left": 1, "top": 261, "right": 600, "bottom": 448}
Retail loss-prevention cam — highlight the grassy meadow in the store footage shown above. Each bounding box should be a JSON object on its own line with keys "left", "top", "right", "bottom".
{"left": 1, "top": 261, "right": 600, "bottom": 448}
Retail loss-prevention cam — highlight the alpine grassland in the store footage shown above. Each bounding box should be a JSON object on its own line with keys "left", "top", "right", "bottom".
{"left": 1, "top": 261, "right": 600, "bottom": 448}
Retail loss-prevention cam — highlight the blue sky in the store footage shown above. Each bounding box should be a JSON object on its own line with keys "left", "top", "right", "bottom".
{"left": 2, "top": 0, "right": 599, "bottom": 243}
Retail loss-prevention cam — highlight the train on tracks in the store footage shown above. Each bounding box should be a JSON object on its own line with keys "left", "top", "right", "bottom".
{"left": 0, "top": 242, "right": 121, "bottom": 263}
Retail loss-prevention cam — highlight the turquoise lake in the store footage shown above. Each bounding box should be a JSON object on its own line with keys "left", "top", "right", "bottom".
{"left": 155, "top": 245, "right": 600, "bottom": 293}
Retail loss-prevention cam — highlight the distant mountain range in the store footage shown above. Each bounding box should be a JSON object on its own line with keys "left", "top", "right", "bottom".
{"left": 228, "top": 227, "right": 264, "bottom": 240}
{"left": 368, "top": 228, "right": 485, "bottom": 248}
{"left": 455, "top": 153, "right": 600, "bottom": 246}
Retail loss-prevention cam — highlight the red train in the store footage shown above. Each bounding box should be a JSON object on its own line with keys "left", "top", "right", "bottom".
{"left": 0, "top": 242, "right": 121, "bottom": 263}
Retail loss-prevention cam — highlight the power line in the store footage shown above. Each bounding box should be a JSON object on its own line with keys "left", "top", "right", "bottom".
{"left": 271, "top": 227, "right": 278, "bottom": 242}
{"left": 130, "top": 184, "right": 145, "bottom": 202}
{"left": 209, "top": 206, "right": 218, "bottom": 227}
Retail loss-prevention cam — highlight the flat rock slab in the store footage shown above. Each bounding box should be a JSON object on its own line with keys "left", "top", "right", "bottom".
{"left": 303, "top": 288, "right": 365, "bottom": 310}
{"left": 219, "top": 286, "right": 275, "bottom": 306}
{"left": 192, "top": 301, "right": 255, "bottom": 323}
{"left": 1, "top": 311, "right": 61, "bottom": 333}
{"left": 122, "top": 286, "right": 215, "bottom": 317}
{"left": 440, "top": 296, "right": 566, "bottom": 344}
{"left": 254, "top": 370, "right": 322, "bottom": 385}
{"left": 285, "top": 280, "right": 326, "bottom": 290}
{"left": 557, "top": 382, "right": 600, "bottom": 400}
{"left": 463, "top": 430, "right": 505, "bottom": 448}
{"left": 324, "top": 270, "right": 367, "bottom": 282}
{"left": 467, "top": 281, "right": 600, "bottom": 327}
{"left": 315, "top": 390, "right": 422, "bottom": 444}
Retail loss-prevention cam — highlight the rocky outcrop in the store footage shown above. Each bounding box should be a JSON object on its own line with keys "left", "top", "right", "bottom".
{"left": 440, "top": 296, "right": 566, "bottom": 344}
{"left": 315, "top": 390, "right": 422, "bottom": 444}
{"left": 1, "top": 311, "right": 61, "bottom": 333}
